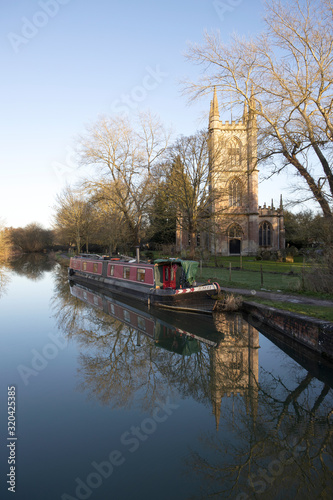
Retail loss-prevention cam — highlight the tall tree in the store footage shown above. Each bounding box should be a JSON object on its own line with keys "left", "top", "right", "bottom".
{"left": 53, "top": 187, "right": 96, "bottom": 253}
{"left": 89, "top": 187, "right": 133, "bottom": 254}
{"left": 184, "top": 0, "right": 333, "bottom": 217}
{"left": 78, "top": 112, "right": 170, "bottom": 246}
{"left": 167, "top": 131, "right": 218, "bottom": 259}
{"left": 148, "top": 165, "right": 177, "bottom": 246}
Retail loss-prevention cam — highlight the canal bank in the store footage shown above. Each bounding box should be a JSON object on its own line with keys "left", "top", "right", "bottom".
{"left": 242, "top": 300, "right": 333, "bottom": 361}
{"left": 217, "top": 285, "right": 333, "bottom": 362}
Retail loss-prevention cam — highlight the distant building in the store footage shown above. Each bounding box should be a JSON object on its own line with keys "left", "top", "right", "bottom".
{"left": 176, "top": 88, "right": 285, "bottom": 255}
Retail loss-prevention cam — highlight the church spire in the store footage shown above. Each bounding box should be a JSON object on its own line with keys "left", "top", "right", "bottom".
{"left": 209, "top": 87, "right": 220, "bottom": 129}
{"left": 212, "top": 86, "right": 220, "bottom": 118}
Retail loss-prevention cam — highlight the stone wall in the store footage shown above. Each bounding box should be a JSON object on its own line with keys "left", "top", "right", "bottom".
{"left": 242, "top": 301, "right": 333, "bottom": 361}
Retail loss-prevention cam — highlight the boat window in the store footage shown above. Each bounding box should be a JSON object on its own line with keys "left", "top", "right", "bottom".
{"left": 123, "top": 267, "right": 130, "bottom": 279}
{"left": 109, "top": 265, "right": 114, "bottom": 276}
{"left": 138, "top": 316, "right": 146, "bottom": 331}
{"left": 137, "top": 268, "right": 145, "bottom": 282}
{"left": 165, "top": 267, "right": 169, "bottom": 281}
{"left": 83, "top": 262, "right": 87, "bottom": 271}
{"left": 93, "top": 263, "right": 98, "bottom": 273}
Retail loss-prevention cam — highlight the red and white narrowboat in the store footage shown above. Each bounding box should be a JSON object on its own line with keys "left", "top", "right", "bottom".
{"left": 68, "top": 255, "right": 220, "bottom": 313}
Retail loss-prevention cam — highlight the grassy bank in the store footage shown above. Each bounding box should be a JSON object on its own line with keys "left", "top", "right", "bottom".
{"left": 198, "top": 264, "right": 302, "bottom": 293}
{"left": 244, "top": 298, "right": 333, "bottom": 322}
{"left": 52, "top": 252, "right": 71, "bottom": 266}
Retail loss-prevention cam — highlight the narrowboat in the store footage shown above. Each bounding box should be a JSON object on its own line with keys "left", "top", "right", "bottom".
{"left": 68, "top": 255, "right": 220, "bottom": 313}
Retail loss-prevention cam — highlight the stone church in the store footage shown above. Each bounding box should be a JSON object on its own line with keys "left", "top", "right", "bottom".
{"left": 177, "top": 88, "right": 285, "bottom": 256}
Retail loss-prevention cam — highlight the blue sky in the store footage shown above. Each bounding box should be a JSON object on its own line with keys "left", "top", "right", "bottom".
{"left": 0, "top": 0, "right": 290, "bottom": 229}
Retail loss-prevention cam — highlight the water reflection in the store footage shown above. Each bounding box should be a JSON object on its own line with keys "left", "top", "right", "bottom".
{"left": 186, "top": 370, "right": 333, "bottom": 499}
{"left": 49, "top": 270, "right": 333, "bottom": 499}
{"left": 52, "top": 277, "right": 260, "bottom": 421}
{"left": 8, "top": 253, "right": 57, "bottom": 280}
{"left": 0, "top": 262, "right": 11, "bottom": 298}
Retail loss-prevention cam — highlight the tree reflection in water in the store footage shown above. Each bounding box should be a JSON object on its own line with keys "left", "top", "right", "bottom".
{"left": 186, "top": 352, "right": 333, "bottom": 499}
{"left": 8, "top": 253, "right": 57, "bottom": 281}
{"left": 50, "top": 265, "right": 333, "bottom": 499}
{"left": 0, "top": 262, "right": 11, "bottom": 298}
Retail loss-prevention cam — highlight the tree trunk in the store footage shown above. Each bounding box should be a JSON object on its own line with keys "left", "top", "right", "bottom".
{"left": 286, "top": 152, "right": 332, "bottom": 218}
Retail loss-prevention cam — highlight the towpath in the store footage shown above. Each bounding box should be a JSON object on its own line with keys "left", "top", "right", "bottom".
{"left": 219, "top": 286, "right": 333, "bottom": 307}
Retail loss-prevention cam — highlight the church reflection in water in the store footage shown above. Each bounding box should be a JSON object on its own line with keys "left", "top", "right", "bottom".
{"left": 51, "top": 276, "right": 333, "bottom": 498}
{"left": 67, "top": 281, "right": 260, "bottom": 426}
{"left": 210, "top": 314, "right": 259, "bottom": 430}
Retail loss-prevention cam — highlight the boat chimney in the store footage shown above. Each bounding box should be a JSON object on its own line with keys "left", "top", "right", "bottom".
{"left": 136, "top": 246, "right": 140, "bottom": 263}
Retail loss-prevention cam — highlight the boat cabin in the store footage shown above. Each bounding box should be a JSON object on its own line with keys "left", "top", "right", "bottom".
{"left": 70, "top": 256, "right": 199, "bottom": 290}
{"left": 154, "top": 259, "right": 198, "bottom": 289}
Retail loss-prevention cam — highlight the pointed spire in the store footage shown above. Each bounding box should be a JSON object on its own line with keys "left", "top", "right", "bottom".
{"left": 212, "top": 86, "right": 220, "bottom": 119}
{"left": 280, "top": 194, "right": 283, "bottom": 209}
{"left": 209, "top": 87, "right": 220, "bottom": 129}
{"left": 246, "top": 85, "right": 257, "bottom": 130}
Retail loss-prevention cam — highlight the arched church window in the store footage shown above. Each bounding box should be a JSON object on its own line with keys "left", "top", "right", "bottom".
{"left": 228, "top": 224, "right": 243, "bottom": 238}
{"left": 229, "top": 178, "right": 243, "bottom": 207}
{"left": 227, "top": 138, "right": 241, "bottom": 169}
{"left": 259, "top": 221, "right": 272, "bottom": 246}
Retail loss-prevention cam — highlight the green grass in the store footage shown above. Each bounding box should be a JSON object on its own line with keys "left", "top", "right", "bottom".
{"left": 247, "top": 298, "right": 333, "bottom": 322}
{"left": 198, "top": 265, "right": 302, "bottom": 293}
{"left": 204, "top": 254, "right": 306, "bottom": 273}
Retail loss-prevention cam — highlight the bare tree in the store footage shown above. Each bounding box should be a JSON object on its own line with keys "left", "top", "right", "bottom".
{"left": 89, "top": 186, "right": 133, "bottom": 254}
{"left": 78, "top": 111, "right": 170, "bottom": 246}
{"left": 53, "top": 186, "right": 96, "bottom": 253}
{"left": 10, "top": 223, "right": 53, "bottom": 253}
{"left": 166, "top": 130, "right": 226, "bottom": 259}
{"left": 184, "top": 0, "right": 333, "bottom": 217}
{"left": 166, "top": 131, "right": 212, "bottom": 258}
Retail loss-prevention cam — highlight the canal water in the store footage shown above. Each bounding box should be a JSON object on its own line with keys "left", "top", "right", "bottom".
{"left": 1, "top": 255, "right": 333, "bottom": 500}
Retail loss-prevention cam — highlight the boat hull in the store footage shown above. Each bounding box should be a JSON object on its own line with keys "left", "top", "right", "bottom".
{"left": 68, "top": 270, "right": 218, "bottom": 313}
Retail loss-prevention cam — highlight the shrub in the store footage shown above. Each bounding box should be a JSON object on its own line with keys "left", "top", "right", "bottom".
{"left": 303, "top": 248, "right": 333, "bottom": 293}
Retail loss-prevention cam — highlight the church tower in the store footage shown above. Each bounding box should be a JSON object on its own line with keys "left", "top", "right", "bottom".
{"left": 208, "top": 88, "right": 284, "bottom": 255}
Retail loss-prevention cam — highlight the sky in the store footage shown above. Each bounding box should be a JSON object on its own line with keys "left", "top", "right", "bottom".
{"left": 0, "top": 0, "right": 293, "bottom": 229}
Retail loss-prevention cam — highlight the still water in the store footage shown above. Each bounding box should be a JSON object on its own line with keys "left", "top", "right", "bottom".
{"left": 1, "top": 255, "right": 333, "bottom": 500}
